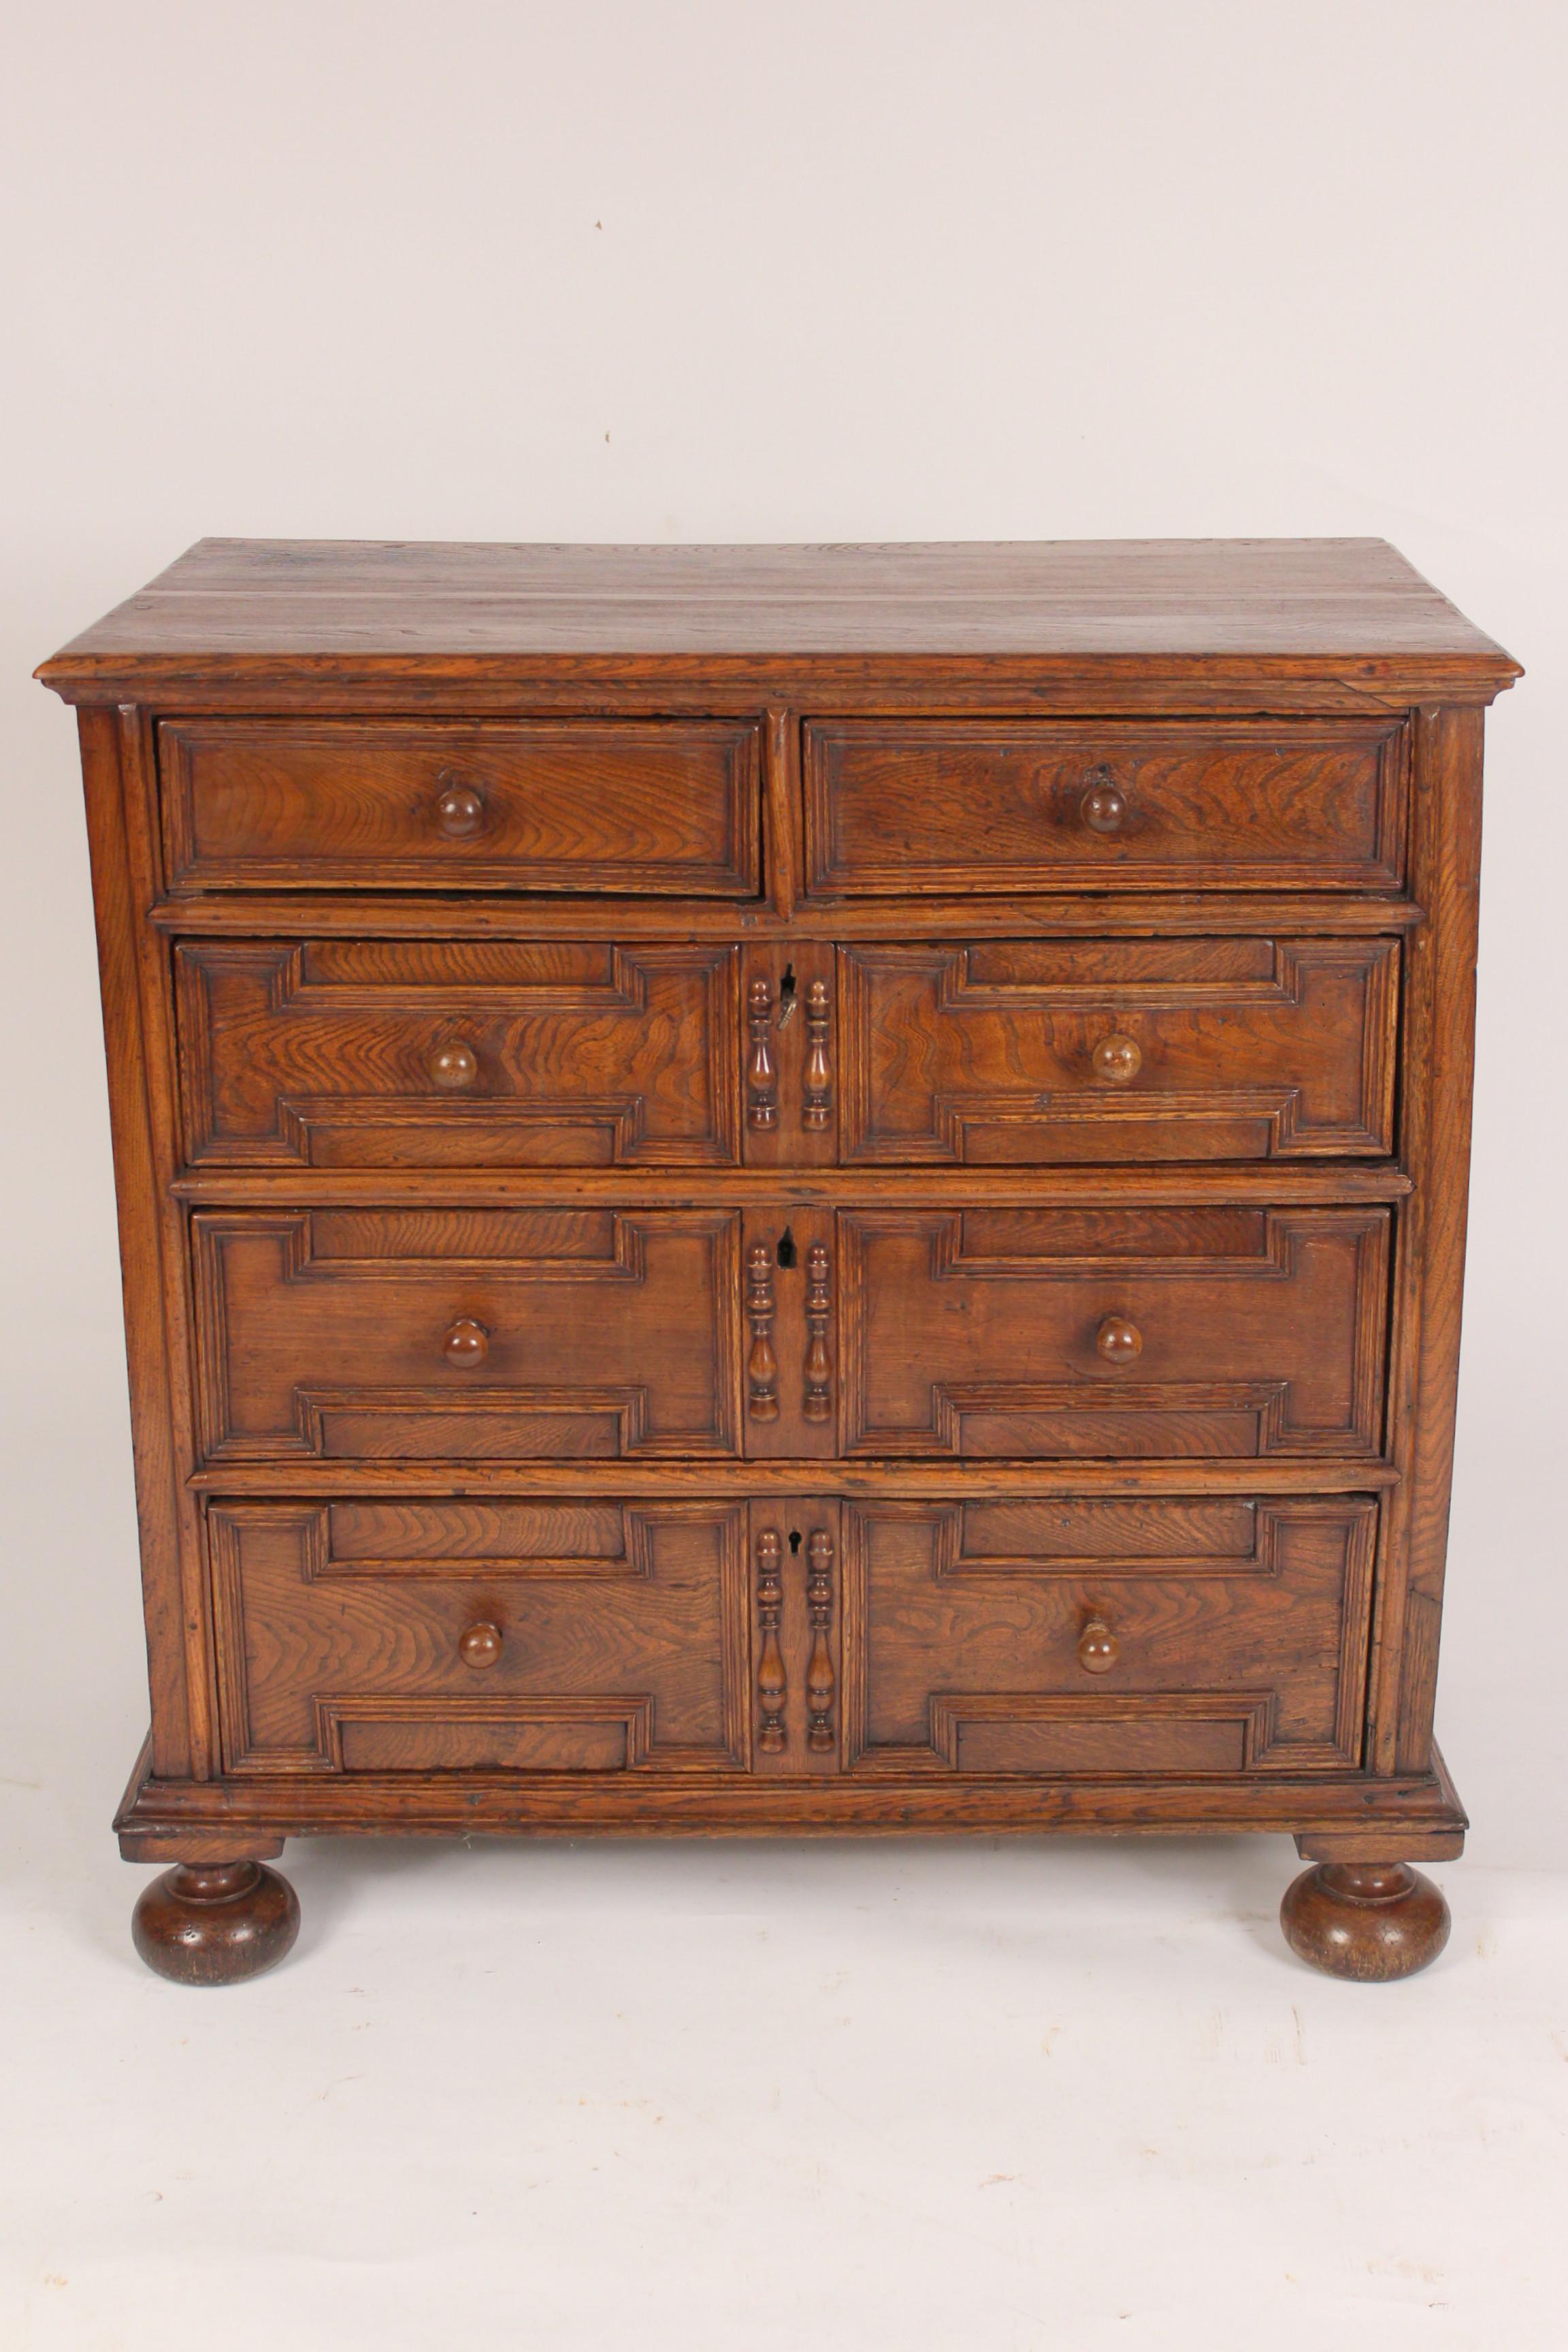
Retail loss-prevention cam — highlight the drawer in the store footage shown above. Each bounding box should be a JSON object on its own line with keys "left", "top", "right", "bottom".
{"left": 208, "top": 1499, "right": 748, "bottom": 1774}
{"left": 192, "top": 1208, "right": 740, "bottom": 1463}
{"left": 159, "top": 718, "right": 762, "bottom": 894}
{"left": 840, "top": 1494, "right": 1375, "bottom": 1775}
{"left": 840, "top": 937, "right": 1399, "bottom": 1164}
{"left": 837, "top": 1204, "right": 1388, "bottom": 1458}
{"left": 804, "top": 718, "right": 1407, "bottom": 893}
{"left": 176, "top": 940, "right": 740, "bottom": 1169}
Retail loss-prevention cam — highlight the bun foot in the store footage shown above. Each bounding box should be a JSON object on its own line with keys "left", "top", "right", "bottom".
{"left": 131, "top": 1860, "right": 299, "bottom": 1985}
{"left": 1281, "top": 1861, "right": 1450, "bottom": 1982}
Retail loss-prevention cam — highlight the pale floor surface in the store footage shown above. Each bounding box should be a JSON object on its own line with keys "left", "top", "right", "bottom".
{"left": 3, "top": 1780, "right": 1566, "bottom": 2352}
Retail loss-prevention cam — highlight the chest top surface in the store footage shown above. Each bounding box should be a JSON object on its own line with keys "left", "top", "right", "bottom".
{"left": 36, "top": 538, "right": 1518, "bottom": 702}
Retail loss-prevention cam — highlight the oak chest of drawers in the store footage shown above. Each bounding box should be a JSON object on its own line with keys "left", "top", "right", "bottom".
{"left": 37, "top": 538, "right": 1518, "bottom": 1984}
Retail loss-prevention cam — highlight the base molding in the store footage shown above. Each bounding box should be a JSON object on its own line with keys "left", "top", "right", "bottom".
{"left": 114, "top": 1733, "right": 1467, "bottom": 1856}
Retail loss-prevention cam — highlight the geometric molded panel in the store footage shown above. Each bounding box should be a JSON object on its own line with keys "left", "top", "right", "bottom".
{"left": 159, "top": 717, "right": 763, "bottom": 896}
{"left": 837, "top": 1205, "right": 1389, "bottom": 1458}
{"left": 208, "top": 1499, "right": 749, "bottom": 1774}
{"left": 192, "top": 1207, "right": 740, "bottom": 1462}
{"left": 805, "top": 716, "right": 1409, "bottom": 894}
{"left": 840, "top": 936, "right": 1399, "bottom": 1164}
{"left": 176, "top": 939, "right": 741, "bottom": 1169}
{"left": 838, "top": 1495, "right": 1375, "bottom": 1776}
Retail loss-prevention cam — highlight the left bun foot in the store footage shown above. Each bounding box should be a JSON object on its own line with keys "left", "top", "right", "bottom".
{"left": 131, "top": 1859, "right": 300, "bottom": 1985}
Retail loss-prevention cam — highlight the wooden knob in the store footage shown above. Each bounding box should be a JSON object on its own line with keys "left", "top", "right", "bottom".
{"left": 434, "top": 777, "right": 486, "bottom": 838}
{"left": 442, "top": 1316, "right": 489, "bottom": 1367}
{"left": 1092, "top": 1033, "right": 1142, "bottom": 1085}
{"left": 1080, "top": 774, "right": 1128, "bottom": 834}
{"left": 430, "top": 1040, "right": 479, "bottom": 1092}
{"left": 458, "top": 1621, "right": 502, "bottom": 1670}
{"left": 1077, "top": 1617, "right": 1120, "bottom": 1675}
{"left": 1096, "top": 1313, "right": 1142, "bottom": 1363}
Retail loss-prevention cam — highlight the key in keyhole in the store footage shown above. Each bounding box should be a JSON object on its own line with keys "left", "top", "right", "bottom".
{"left": 777, "top": 964, "right": 798, "bottom": 1026}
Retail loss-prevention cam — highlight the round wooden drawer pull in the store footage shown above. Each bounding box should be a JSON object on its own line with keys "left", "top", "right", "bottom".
{"left": 1080, "top": 773, "right": 1128, "bottom": 834}
{"left": 458, "top": 1621, "right": 503, "bottom": 1670}
{"left": 434, "top": 777, "right": 487, "bottom": 838}
{"left": 430, "top": 1040, "right": 479, "bottom": 1092}
{"left": 442, "top": 1316, "right": 490, "bottom": 1367}
{"left": 1092, "top": 1033, "right": 1142, "bottom": 1085}
{"left": 1078, "top": 1617, "right": 1120, "bottom": 1675}
{"left": 1096, "top": 1313, "right": 1143, "bottom": 1364}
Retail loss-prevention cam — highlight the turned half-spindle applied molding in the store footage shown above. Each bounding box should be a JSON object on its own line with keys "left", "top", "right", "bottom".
{"left": 747, "top": 975, "right": 777, "bottom": 1130}
{"left": 746, "top": 1242, "right": 780, "bottom": 1421}
{"left": 755, "top": 1528, "right": 787, "bottom": 1754}
{"left": 804, "top": 1241, "right": 833, "bottom": 1423}
{"left": 802, "top": 979, "right": 833, "bottom": 1130}
{"left": 806, "top": 1528, "right": 836, "bottom": 1753}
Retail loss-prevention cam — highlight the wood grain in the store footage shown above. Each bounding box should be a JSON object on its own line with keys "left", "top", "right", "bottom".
{"left": 208, "top": 1499, "right": 749, "bottom": 1774}
{"left": 176, "top": 939, "right": 741, "bottom": 1169}
{"left": 837, "top": 1205, "right": 1389, "bottom": 1459}
{"left": 806, "top": 717, "right": 1409, "bottom": 894}
{"left": 159, "top": 716, "right": 761, "bottom": 896}
{"left": 35, "top": 538, "right": 1518, "bottom": 1972}
{"left": 191, "top": 1207, "right": 742, "bottom": 1463}
{"left": 839, "top": 1496, "right": 1373, "bottom": 1776}
{"left": 840, "top": 937, "right": 1398, "bottom": 1164}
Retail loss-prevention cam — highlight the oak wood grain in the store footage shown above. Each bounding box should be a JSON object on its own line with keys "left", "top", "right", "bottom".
{"left": 840, "top": 937, "right": 1399, "bottom": 1164}
{"left": 37, "top": 538, "right": 1516, "bottom": 1973}
{"left": 159, "top": 716, "right": 761, "bottom": 896}
{"left": 806, "top": 717, "right": 1409, "bottom": 894}
{"left": 176, "top": 939, "right": 741, "bottom": 1170}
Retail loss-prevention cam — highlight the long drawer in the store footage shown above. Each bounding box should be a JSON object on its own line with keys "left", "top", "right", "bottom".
{"left": 174, "top": 932, "right": 1399, "bottom": 1173}
{"left": 159, "top": 717, "right": 762, "bottom": 894}
{"left": 192, "top": 1203, "right": 1389, "bottom": 1467}
{"left": 204, "top": 1491, "right": 1377, "bottom": 1783}
{"left": 804, "top": 717, "right": 1408, "bottom": 893}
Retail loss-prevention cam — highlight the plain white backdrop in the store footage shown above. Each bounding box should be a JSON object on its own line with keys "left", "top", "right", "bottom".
{"left": 3, "top": 5, "right": 1566, "bottom": 2346}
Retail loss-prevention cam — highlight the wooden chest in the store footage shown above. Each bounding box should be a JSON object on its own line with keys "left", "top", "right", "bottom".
{"left": 37, "top": 538, "right": 1518, "bottom": 1984}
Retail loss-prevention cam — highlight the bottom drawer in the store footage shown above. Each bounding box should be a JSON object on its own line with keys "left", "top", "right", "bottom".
{"left": 208, "top": 1490, "right": 1375, "bottom": 1784}
{"left": 840, "top": 1494, "right": 1376, "bottom": 1777}
{"left": 208, "top": 1498, "right": 749, "bottom": 1774}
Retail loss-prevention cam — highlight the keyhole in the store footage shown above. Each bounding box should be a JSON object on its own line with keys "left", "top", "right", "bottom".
{"left": 788, "top": 1529, "right": 803, "bottom": 1554}
{"left": 777, "top": 964, "right": 798, "bottom": 1026}
{"left": 777, "top": 1228, "right": 796, "bottom": 1269}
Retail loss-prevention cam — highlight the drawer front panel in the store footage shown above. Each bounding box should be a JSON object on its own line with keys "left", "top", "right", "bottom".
{"left": 840, "top": 1495, "right": 1375, "bottom": 1776}
{"left": 159, "top": 718, "right": 762, "bottom": 894}
{"left": 209, "top": 1499, "right": 748, "bottom": 1774}
{"left": 838, "top": 1205, "right": 1388, "bottom": 1458}
{"left": 177, "top": 940, "right": 740, "bottom": 1169}
{"left": 840, "top": 937, "right": 1399, "bottom": 1164}
{"left": 193, "top": 1209, "right": 740, "bottom": 1463}
{"left": 805, "top": 719, "right": 1407, "bottom": 894}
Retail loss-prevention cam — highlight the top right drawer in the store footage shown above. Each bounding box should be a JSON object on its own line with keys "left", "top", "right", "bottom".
{"left": 803, "top": 718, "right": 1408, "bottom": 894}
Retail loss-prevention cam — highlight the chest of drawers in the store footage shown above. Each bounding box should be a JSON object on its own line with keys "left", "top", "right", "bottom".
{"left": 37, "top": 538, "right": 1518, "bottom": 1985}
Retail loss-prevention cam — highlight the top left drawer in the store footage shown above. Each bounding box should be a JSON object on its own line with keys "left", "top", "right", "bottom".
{"left": 157, "top": 719, "right": 763, "bottom": 896}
